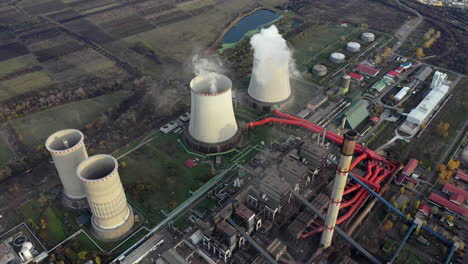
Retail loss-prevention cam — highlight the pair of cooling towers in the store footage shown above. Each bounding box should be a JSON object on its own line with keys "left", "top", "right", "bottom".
{"left": 45, "top": 129, "right": 134, "bottom": 242}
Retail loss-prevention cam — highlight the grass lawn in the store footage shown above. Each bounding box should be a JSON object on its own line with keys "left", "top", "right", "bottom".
{"left": 0, "top": 71, "right": 54, "bottom": 101}
{"left": 9, "top": 90, "right": 133, "bottom": 148}
{"left": 17, "top": 197, "right": 81, "bottom": 248}
{"left": 119, "top": 132, "right": 212, "bottom": 226}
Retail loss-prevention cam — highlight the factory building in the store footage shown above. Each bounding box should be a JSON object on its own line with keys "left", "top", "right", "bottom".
{"left": 77, "top": 154, "right": 134, "bottom": 241}
{"left": 0, "top": 242, "right": 18, "bottom": 264}
{"left": 356, "top": 64, "right": 380, "bottom": 77}
{"left": 202, "top": 220, "right": 242, "bottom": 263}
{"left": 248, "top": 173, "right": 291, "bottom": 220}
{"left": 348, "top": 72, "right": 364, "bottom": 82}
{"left": 395, "top": 159, "right": 419, "bottom": 185}
{"left": 394, "top": 86, "right": 411, "bottom": 102}
{"left": 45, "top": 129, "right": 88, "bottom": 209}
{"left": 232, "top": 203, "right": 258, "bottom": 235}
{"left": 400, "top": 71, "right": 449, "bottom": 135}
{"left": 185, "top": 73, "right": 241, "bottom": 153}
{"left": 280, "top": 156, "right": 310, "bottom": 191}
{"left": 299, "top": 139, "right": 329, "bottom": 174}
{"left": 341, "top": 100, "right": 370, "bottom": 129}
{"left": 414, "top": 66, "right": 433, "bottom": 81}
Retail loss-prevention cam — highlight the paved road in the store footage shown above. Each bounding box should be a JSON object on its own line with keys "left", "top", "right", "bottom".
{"left": 391, "top": 0, "right": 424, "bottom": 51}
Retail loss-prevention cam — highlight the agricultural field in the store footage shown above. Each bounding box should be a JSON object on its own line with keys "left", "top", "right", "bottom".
{"left": 0, "top": 54, "right": 39, "bottom": 78}
{"left": 0, "top": 71, "right": 55, "bottom": 101}
{"left": 9, "top": 90, "right": 133, "bottom": 148}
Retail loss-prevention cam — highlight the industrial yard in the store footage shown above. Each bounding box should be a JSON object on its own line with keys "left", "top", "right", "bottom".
{"left": 0, "top": 1, "right": 467, "bottom": 264}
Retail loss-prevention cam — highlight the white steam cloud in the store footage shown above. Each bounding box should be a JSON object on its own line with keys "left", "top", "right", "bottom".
{"left": 191, "top": 54, "right": 224, "bottom": 93}
{"left": 250, "top": 25, "right": 299, "bottom": 86}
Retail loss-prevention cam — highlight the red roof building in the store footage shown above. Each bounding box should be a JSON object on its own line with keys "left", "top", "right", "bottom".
{"left": 442, "top": 183, "right": 468, "bottom": 200}
{"left": 450, "top": 193, "right": 464, "bottom": 205}
{"left": 370, "top": 116, "right": 380, "bottom": 123}
{"left": 348, "top": 72, "right": 364, "bottom": 81}
{"left": 455, "top": 170, "right": 468, "bottom": 183}
{"left": 395, "top": 66, "right": 404, "bottom": 73}
{"left": 386, "top": 70, "right": 399, "bottom": 78}
{"left": 428, "top": 193, "right": 468, "bottom": 217}
{"left": 402, "top": 159, "right": 418, "bottom": 176}
{"left": 356, "top": 64, "right": 380, "bottom": 77}
{"left": 418, "top": 204, "right": 431, "bottom": 216}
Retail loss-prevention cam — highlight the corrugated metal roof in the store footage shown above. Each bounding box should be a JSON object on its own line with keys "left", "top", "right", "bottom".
{"left": 402, "top": 159, "right": 418, "bottom": 175}
{"left": 371, "top": 80, "right": 387, "bottom": 92}
{"left": 348, "top": 72, "right": 363, "bottom": 81}
{"left": 407, "top": 84, "right": 448, "bottom": 125}
{"left": 356, "top": 64, "right": 380, "bottom": 76}
{"left": 395, "top": 86, "right": 410, "bottom": 101}
{"left": 343, "top": 100, "right": 369, "bottom": 129}
{"left": 429, "top": 193, "right": 468, "bottom": 216}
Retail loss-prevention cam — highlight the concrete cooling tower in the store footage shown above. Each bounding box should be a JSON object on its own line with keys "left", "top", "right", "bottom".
{"left": 45, "top": 129, "right": 88, "bottom": 209}
{"left": 185, "top": 72, "right": 241, "bottom": 153}
{"left": 77, "top": 155, "right": 134, "bottom": 241}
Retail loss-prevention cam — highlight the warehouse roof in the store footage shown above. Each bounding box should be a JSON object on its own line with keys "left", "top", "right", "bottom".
{"left": 428, "top": 193, "right": 468, "bottom": 217}
{"left": 407, "top": 84, "right": 448, "bottom": 125}
{"left": 343, "top": 100, "right": 369, "bottom": 129}
{"left": 348, "top": 72, "right": 364, "bottom": 81}
{"left": 356, "top": 64, "right": 380, "bottom": 76}
{"left": 443, "top": 183, "right": 468, "bottom": 199}
{"left": 414, "top": 66, "right": 433, "bottom": 81}
{"left": 455, "top": 170, "right": 468, "bottom": 183}
{"left": 402, "top": 159, "right": 418, "bottom": 176}
{"left": 371, "top": 79, "right": 387, "bottom": 92}
{"left": 386, "top": 70, "right": 399, "bottom": 77}
{"left": 395, "top": 86, "right": 410, "bottom": 101}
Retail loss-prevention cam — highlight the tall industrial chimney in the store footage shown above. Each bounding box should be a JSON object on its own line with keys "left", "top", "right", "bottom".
{"left": 185, "top": 72, "right": 241, "bottom": 153}
{"left": 77, "top": 155, "right": 134, "bottom": 241}
{"left": 45, "top": 129, "right": 88, "bottom": 209}
{"left": 321, "top": 130, "right": 358, "bottom": 248}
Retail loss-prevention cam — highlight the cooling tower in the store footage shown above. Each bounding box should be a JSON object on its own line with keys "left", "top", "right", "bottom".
{"left": 185, "top": 72, "right": 241, "bottom": 153}
{"left": 45, "top": 129, "right": 88, "bottom": 209}
{"left": 77, "top": 155, "right": 134, "bottom": 241}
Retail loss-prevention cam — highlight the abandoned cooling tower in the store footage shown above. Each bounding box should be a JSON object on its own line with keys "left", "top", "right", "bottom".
{"left": 77, "top": 155, "right": 134, "bottom": 241}
{"left": 185, "top": 72, "right": 241, "bottom": 153}
{"left": 45, "top": 129, "right": 88, "bottom": 209}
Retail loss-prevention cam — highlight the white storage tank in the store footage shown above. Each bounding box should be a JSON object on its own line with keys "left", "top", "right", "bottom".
{"left": 361, "top": 32, "right": 375, "bottom": 42}
{"left": 330, "top": 52, "right": 346, "bottom": 64}
{"left": 346, "top": 42, "right": 361, "bottom": 52}
{"left": 312, "top": 64, "right": 328, "bottom": 76}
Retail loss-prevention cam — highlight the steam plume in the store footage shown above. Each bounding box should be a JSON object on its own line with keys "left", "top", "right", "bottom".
{"left": 191, "top": 54, "right": 224, "bottom": 93}
{"left": 250, "top": 25, "right": 299, "bottom": 84}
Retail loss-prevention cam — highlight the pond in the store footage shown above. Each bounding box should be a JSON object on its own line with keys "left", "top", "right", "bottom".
{"left": 222, "top": 9, "right": 281, "bottom": 44}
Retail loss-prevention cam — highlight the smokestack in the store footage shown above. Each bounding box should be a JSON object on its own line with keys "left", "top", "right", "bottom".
{"left": 247, "top": 25, "right": 293, "bottom": 111}
{"left": 185, "top": 72, "right": 241, "bottom": 153}
{"left": 45, "top": 129, "right": 88, "bottom": 209}
{"left": 321, "top": 130, "right": 358, "bottom": 248}
{"left": 77, "top": 155, "right": 134, "bottom": 241}
{"left": 339, "top": 117, "right": 347, "bottom": 136}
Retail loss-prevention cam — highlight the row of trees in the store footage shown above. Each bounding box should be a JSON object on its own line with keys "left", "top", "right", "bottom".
{"left": 437, "top": 159, "right": 461, "bottom": 182}
{"left": 416, "top": 28, "right": 442, "bottom": 59}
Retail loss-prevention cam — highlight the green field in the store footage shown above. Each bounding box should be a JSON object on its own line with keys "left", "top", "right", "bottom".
{"left": 9, "top": 90, "right": 133, "bottom": 148}
{"left": 0, "top": 54, "right": 38, "bottom": 77}
{"left": 0, "top": 71, "right": 54, "bottom": 101}
{"left": 0, "top": 136, "right": 14, "bottom": 167}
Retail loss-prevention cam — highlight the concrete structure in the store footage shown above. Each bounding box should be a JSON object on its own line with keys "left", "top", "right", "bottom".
{"left": 346, "top": 42, "right": 361, "bottom": 52}
{"left": 247, "top": 37, "right": 292, "bottom": 109}
{"left": 45, "top": 129, "right": 88, "bottom": 209}
{"left": 280, "top": 156, "right": 310, "bottom": 191}
{"left": 321, "top": 130, "right": 358, "bottom": 248}
{"left": 77, "top": 154, "right": 134, "bottom": 241}
{"left": 342, "top": 100, "right": 369, "bottom": 129}
{"left": 312, "top": 64, "right": 327, "bottom": 76}
{"left": 0, "top": 242, "right": 18, "bottom": 264}
{"left": 19, "top": 242, "right": 33, "bottom": 261}
{"left": 361, "top": 32, "right": 375, "bottom": 42}
{"left": 186, "top": 73, "right": 241, "bottom": 153}
{"left": 330, "top": 52, "right": 345, "bottom": 64}
{"left": 430, "top": 71, "right": 447, "bottom": 90}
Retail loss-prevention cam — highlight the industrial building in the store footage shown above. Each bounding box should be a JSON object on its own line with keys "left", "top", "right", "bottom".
{"left": 414, "top": 65, "right": 433, "bottom": 81}
{"left": 312, "top": 64, "right": 327, "bottom": 76}
{"left": 0, "top": 242, "right": 18, "bottom": 264}
{"left": 77, "top": 154, "right": 135, "bottom": 241}
{"left": 394, "top": 86, "right": 411, "bottom": 101}
{"left": 361, "top": 32, "right": 375, "bottom": 42}
{"left": 341, "top": 100, "right": 370, "bottom": 129}
{"left": 347, "top": 72, "right": 364, "bottom": 81}
{"left": 356, "top": 64, "right": 380, "bottom": 77}
{"left": 45, "top": 129, "right": 89, "bottom": 209}
{"left": 185, "top": 73, "right": 242, "bottom": 153}
{"left": 400, "top": 71, "right": 449, "bottom": 135}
